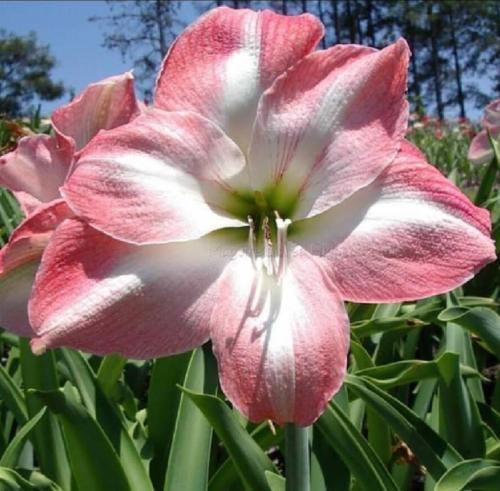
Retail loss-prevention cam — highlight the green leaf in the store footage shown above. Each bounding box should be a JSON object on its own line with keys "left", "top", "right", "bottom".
{"left": 316, "top": 399, "right": 399, "bottom": 491}
{"left": 345, "top": 374, "right": 461, "bottom": 480}
{"left": 351, "top": 316, "right": 426, "bottom": 338}
{"left": 59, "top": 349, "right": 153, "bottom": 491}
{"left": 350, "top": 339, "right": 374, "bottom": 370}
{"left": 478, "top": 403, "right": 500, "bottom": 440}
{"left": 0, "top": 467, "right": 63, "bottom": 491}
{"left": 208, "top": 422, "right": 282, "bottom": 491}
{"left": 0, "top": 361, "right": 27, "bottom": 425}
{"left": 265, "top": 471, "right": 285, "bottom": 491}
{"left": 435, "top": 459, "right": 500, "bottom": 491}
{"left": 475, "top": 133, "right": 499, "bottom": 206}
{"left": 437, "top": 352, "right": 485, "bottom": 458}
{"left": 147, "top": 352, "right": 191, "bottom": 491}
{"left": 0, "top": 407, "right": 45, "bottom": 467}
{"left": 439, "top": 307, "right": 500, "bottom": 358}
{"left": 58, "top": 349, "right": 97, "bottom": 415}
{"left": 97, "top": 354, "right": 126, "bottom": 398}
{"left": 19, "top": 340, "right": 70, "bottom": 490}
{"left": 163, "top": 347, "right": 218, "bottom": 491}
{"left": 367, "top": 407, "right": 392, "bottom": 465}
{"left": 354, "top": 354, "right": 480, "bottom": 389}
{"left": 442, "top": 295, "right": 485, "bottom": 402}
{"left": 490, "top": 132, "right": 500, "bottom": 164}
{"left": 311, "top": 426, "right": 350, "bottom": 491}
{"left": 457, "top": 296, "right": 498, "bottom": 308}
{"left": 182, "top": 388, "right": 276, "bottom": 491}
{"left": 33, "top": 385, "right": 132, "bottom": 491}
{"left": 438, "top": 306, "right": 469, "bottom": 322}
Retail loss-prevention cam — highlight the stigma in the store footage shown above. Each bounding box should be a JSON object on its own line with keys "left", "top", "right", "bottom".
{"left": 247, "top": 212, "right": 291, "bottom": 281}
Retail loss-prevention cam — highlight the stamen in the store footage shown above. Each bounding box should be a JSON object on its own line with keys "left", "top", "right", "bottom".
{"left": 262, "top": 216, "right": 276, "bottom": 275}
{"left": 247, "top": 212, "right": 291, "bottom": 279}
{"left": 275, "top": 212, "right": 292, "bottom": 280}
{"left": 247, "top": 215, "right": 257, "bottom": 268}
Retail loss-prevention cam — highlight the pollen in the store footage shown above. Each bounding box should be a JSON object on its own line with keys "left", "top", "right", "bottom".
{"left": 247, "top": 211, "right": 292, "bottom": 281}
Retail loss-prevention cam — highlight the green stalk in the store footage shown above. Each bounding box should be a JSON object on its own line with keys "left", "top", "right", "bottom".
{"left": 285, "top": 423, "right": 310, "bottom": 491}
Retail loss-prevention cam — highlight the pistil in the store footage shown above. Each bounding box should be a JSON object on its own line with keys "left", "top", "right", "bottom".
{"left": 247, "top": 212, "right": 292, "bottom": 281}
{"left": 275, "top": 211, "right": 292, "bottom": 280}
{"left": 247, "top": 215, "right": 257, "bottom": 268}
{"left": 262, "top": 216, "right": 276, "bottom": 276}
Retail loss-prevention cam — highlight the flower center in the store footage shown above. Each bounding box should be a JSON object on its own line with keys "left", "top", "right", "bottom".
{"left": 248, "top": 211, "right": 291, "bottom": 280}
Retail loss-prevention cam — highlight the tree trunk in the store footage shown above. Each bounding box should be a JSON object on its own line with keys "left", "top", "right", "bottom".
{"left": 366, "top": 0, "right": 376, "bottom": 46}
{"left": 355, "top": 0, "right": 364, "bottom": 44}
{"left": 404, "top": 0, "right": 422, "bottom": 110}
{"left": 448, "top": 7, "right": 466, "bottom": 118}
{"left": 155, "top": 0, "right": 167, "bottom": 57}
{"left": 302, "top": 0, "right": 308, "bottom": 13}
{"left": 281, "top": 0, "right": 288, "bottom": 15}
{"left": 427, "top": 3, "right": 444, "bottom": 119}
{"left": 330, "top": 0, "right": 341, "bottom": 44}
{"left": 346, "top": 0, "right": 357, "bottom": 43}
{"left": 317, "top": 0, "right": 328, "bottom": 48}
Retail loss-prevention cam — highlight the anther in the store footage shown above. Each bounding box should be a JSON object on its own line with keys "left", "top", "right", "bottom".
{"left": 247, "top": 215, "right": 257, "bottom": 268}
{"left": 262, "top": 216, "right": 276, "bottom": 275}
{"left": 275, "top": 212, "right": 292, "bottom": 280}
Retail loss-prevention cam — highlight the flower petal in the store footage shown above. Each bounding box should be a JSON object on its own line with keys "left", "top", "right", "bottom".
{"left": 0, "top": 262, "right": 38, "bottom": 337}
{"left": 484, "top": 99, "right": 500, "bottom": 127}
{"left": 63, "top": 109, "right": 248, "bottom": 244}
{"left": 0, "top": 200, "right": 71, "bottom": 337}
{"left": 248, "top": 40, "right": 409, "bottom": 219}
{"left": 52, "top": 72, "right": 140, "bottom": 151}
{"left": 0, "top": 200, "right": 72, "bottom": 275}
{"left": 211, "top": 247, "right": 349, "bottom": 425}
{"left": 29, "top": 219, "right": 241, "bottom": 358}
{"left": 293, "top": 142, "right": 496, "bottom": 302}
{"left": 0, "top": 135, "right": 72, "bottom": 202}
{"left": 154, "top": 7, "right": 323, "bottom": 151}
{"left": 468, "top": 128, "right": 499, "bottom": 165}
{"left": 13, "top": 192, "right": 42, "bottom": 216}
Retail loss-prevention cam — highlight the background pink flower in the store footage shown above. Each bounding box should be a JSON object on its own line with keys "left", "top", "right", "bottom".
{"left": 468, "top": 99, "right": 500, "bottom": 165}
{"left": 0, "top": 72, "right": 140, "bottom": 335}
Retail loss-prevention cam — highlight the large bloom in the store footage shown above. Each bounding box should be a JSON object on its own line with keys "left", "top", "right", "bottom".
{"left": 0, "top": 72, "right": 140, "bottom": 335}
{"left": 1, "top": 8, "right": 496, "bottom": 425}
{"left": 468, "top": 99, "right": 500, "bottom": 165}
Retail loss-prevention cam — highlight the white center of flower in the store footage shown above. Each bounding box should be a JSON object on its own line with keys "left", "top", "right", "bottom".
{"left": 247, "top": 212, "right": 291, "bottom": 281}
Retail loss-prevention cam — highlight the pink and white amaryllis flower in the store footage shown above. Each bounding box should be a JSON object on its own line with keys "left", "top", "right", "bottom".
{"left": 468, "top": 99, "right": 500, "bottom": 165}
{"left": 5, "top": 7, "right": 495, "bottom": 425}
{"left": 0, "top": 72, "right": 140, "bottom": 335}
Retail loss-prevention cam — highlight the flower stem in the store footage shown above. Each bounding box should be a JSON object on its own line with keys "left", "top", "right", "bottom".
{"left": 284, "top": 423, "right": 310, "bottom": 491}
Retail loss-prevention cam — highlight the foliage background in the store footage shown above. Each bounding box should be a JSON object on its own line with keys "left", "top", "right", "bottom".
{"left": 0, "top": 101, "right": 499, "bottom": 491}
{"left": 0, "top": 1, "right": 499, "bottom": 490}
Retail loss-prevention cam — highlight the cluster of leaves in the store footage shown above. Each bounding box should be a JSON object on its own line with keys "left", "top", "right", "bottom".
{"left": 94, "top": 0, "right": 500, "bottom": 117}
{"left": 0, "top": 112, "right": 50, "bottom": 245}
{"left": 0, "top": 31, "right": 65, "bottom": 117}
{"left": 406, "top": 115, "right": 481, "bottom": 188}
{"left": 0, "top": 119, "right": 498, "bottom": 490}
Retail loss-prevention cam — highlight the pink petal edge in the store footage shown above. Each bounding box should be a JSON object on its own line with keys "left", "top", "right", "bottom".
{"left": 154, "top": 6, "right": 323, "bottom": 151}
{"left": 29, "top": 218, "right": 240, "bottom": 358}
{"left": 248, "top": 39, "right": 410, "bottom": 220}
{"left": 63, "top": 109, "right": 247, "bottom": 245}
{"left": 0, "top": 200, "right": 72, "bottom": 336}
{"left": 52, "top": 71, "right": 140, "bottom": 152}
{"left": 211, "top": 247, "right": 349, "bottom": 425}
{"left": 0, "top": 135, "right": 72, "bottom": 203}
{"left": 294, "top": 141, "right": 496, "bottom": 302}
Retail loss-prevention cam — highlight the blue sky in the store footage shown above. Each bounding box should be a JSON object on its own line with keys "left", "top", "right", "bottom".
{"left": 0, "top": 1, "right": 202, "bottom": 114}
{"left": 0, "top": 1, "right": 490, "bottom": 119}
